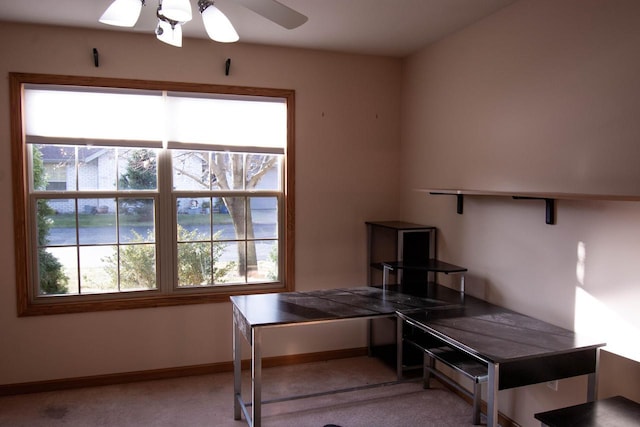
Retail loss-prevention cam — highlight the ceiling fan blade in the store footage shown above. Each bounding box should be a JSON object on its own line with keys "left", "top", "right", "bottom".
{"left": 234, "top": 0, "right": 308, "bottom": 29}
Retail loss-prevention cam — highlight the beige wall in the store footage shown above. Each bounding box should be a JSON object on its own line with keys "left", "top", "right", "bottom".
{"left": 401, "top": 0, "right": 640, "bottom": 425}
{"left": 3, "top": 1, "right": 640, "bottom": 425}
{"left": 0, "top": 23, "right": 402, "bottom": 385}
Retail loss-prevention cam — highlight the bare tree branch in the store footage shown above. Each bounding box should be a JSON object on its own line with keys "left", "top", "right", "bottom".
{"left": 246, "top": 155, "right": 277, "bottom": 189}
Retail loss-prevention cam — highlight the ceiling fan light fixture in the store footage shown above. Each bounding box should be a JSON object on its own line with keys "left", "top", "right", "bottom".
{"left": 160, "top": 0, "right": 192, "bottom": 23}
{"left": 156, "top": 19, "right": 183, "bottom": 47}
{"left": 99, "top": 0, "right": 307, "bottom": 48}
{"left": 99, "top": 0, "right": 144, "bottom": 27}
{"left": 199, "top": 0, "right": 239, "bottom": 43}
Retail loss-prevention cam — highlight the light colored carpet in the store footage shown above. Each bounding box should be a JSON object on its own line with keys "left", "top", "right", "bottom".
{"left": 0, "top": 356, "right": 478, "bottom": 427}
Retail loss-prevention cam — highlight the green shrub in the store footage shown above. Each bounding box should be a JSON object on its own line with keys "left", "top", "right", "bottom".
{"left": 176, "top": 226, "right": 235, "bottom": 286}
{"left": 34, "top": 147, "right": 69, "bottom": 294}
{"left": 103, "top": 226, "right": 235, "bottom": 288}
{"left": 38, "top": 249, "right": 70, "bottom": 294}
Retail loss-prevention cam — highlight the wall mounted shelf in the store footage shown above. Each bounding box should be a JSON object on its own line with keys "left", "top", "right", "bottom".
{"left": 418, "top": 189, "right": 640, "bottom": 225}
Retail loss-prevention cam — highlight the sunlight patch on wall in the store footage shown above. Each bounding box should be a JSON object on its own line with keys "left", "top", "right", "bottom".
{"left": 574, "top": 241, "right": 640, "bottom": 362}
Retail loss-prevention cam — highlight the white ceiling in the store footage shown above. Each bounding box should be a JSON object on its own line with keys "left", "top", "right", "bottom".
{"left": 0, "top": 0, "right": 515, "bottom": 57}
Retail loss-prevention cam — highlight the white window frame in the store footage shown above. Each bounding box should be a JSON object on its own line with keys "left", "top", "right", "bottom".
{"left": 10, "top": 73, "right": 295, "bottom": 316}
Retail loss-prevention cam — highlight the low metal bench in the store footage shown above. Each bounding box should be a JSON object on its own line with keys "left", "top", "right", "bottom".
{"left": 405, "top": 334, "right": 488, "bottom": 425}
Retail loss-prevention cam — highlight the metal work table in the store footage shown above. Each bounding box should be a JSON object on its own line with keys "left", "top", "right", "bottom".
{"left": 231, "top": 285, "right": 605, "bottom": 427}
{"left": 397, "top": 293, "right": 606, "bottom": 427}
{"left": 230, "top": 286, "right": 460, "bottom": 427}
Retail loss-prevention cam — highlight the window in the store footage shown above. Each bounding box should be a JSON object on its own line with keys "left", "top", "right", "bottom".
{"left": 10, "top": 73, "right": 295, "bottom": 316}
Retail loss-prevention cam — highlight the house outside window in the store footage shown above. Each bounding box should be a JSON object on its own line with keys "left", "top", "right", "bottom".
{"left": 10, "top": 73, "right": 295, "bottom": 316}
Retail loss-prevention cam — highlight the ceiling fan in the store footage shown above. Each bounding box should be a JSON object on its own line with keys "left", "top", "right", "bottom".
{"left": 234, "top": 0, "right": 307, "bottom": 30}
{"left": 99, "top": 0, "right": 308, "bottom": 47}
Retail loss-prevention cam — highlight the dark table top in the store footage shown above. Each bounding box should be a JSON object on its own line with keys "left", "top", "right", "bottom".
{"left": 534, "top": 395, "right": 640, "bottom": 427}
{"left": 231, "top": 284, "right": 605, "bottom": 365}
{"left": 230, "top": 285, "right": 462, "bottom": 328}
{"left": 398, "top": 296, "right": 605, "bottom": 364}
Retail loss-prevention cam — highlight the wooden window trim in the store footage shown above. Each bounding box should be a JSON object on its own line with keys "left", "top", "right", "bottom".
{"left": 10, "top": 72, "right": 295, "bottom": 316}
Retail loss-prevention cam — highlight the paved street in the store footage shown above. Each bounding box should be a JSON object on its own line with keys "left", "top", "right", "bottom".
{"left": 47, "top": 223, "right": 277, "bottom": 263}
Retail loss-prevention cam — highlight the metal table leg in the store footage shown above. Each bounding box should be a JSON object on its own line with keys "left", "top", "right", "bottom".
{"left": 587, "top": 372, "right": 597, "bottom": 401}
{"left": 472, "top": 380, "right": 482, "bottom": 425}
{"left": 233, "top": 320, "right": 242, "bottom": 420}
{"left": 382, "top": 265, "right": 390, "bottom": 291}
{"left": 396, "top": 315, "right": 403, "bottom": 379}
{"left": 487, "top": 363, "right": 499, "bottom": 427}
{"left": 586, "top": 348, "right": 599, "bottom": 402}
{"left": 251, "top": 327, "right": 262, "bottom": 427}
{"left": 367, "top": 319, "right": 373, "bottom": 357}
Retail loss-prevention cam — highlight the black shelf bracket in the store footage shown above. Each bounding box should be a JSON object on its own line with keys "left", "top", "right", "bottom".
{"left": 430, "top": 192, "right": 464, "bottom": 214}
{"left": 512, "top": 196, "right": 556, "bottom": 225}
{"left": 456, "top": 194, "right": 464, "bottom": 215}
{"left": 429, "top": 192, "right": 556, "bottom": 225}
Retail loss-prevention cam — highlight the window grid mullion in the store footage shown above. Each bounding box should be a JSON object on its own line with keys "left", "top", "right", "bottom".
{"left": 157, "top": 147, "right": 174, "bottom": 293}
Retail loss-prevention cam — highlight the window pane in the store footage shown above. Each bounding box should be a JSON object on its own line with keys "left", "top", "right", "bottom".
{"left": 117, "top": 243, "right": 157, "bottom": 291}
{"left": 79, "top": 146, "right": 117, "bottom": 191}
{"left": 177, "top": 197, "right": 211, "bottom": 241}
{"left": 79, "top": 245, "right": 118, "bottom": 294}
{"left": 217, "top": 241, "right": 244, "bottom": 284}
{"left": 38, "top": 246, "right": 76, "bottom": 295}
{"left": 32, "top": 144, "right": 75, "bottom": 191}
{"left": 176, "top": 233, "right": 238, "bottom": 287}
{"left": 118, "top": 148, "right": 158, "bottom": 191}
{"left": 212, "top": 197, "right": 227, "bottom": 215}
{"left": 172, "top": 150, "right": 211, "bottom": 190}
{"left": 173, "top": 151, "right": 281, "bottom": 191}
{"left": 250, "top": 197, "right": 278, "bottom": 239}
{"left": 247, "top": 154, "right": 281, "bottom": 190}
{"left": 210, "top": 152, "right": 244, "bottom": 190}
{"left": 251, "top": 240, "right": 278, "bottom": 283}
{"left": 38, "top": 198, "right": 76, "bottom": 246}
{"left": 177, "top": 241, "right": 212, "bottom": 287}
{"left": 118, "top": 198, "right": 155, "bottom": 243}
{"left": 79, "top": 198, "right": 117, "bottom": 245}
{"left": 216, "top": 197, "right": 244, "bottom": 240}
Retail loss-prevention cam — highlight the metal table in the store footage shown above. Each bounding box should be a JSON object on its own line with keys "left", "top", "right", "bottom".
{"left": 230, "top": 286, "right": 460, "bottom": 427}
{"left": 231, "top": 286, "right": 605, "bottom": 427}
{"left": 397, "top": 294, "right": 606, "bottom": 427}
